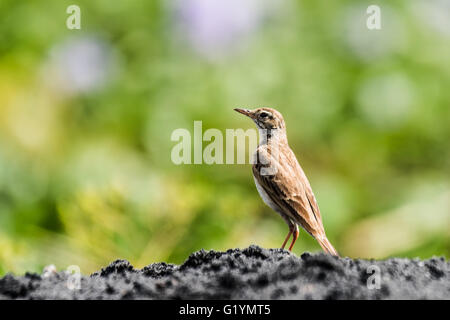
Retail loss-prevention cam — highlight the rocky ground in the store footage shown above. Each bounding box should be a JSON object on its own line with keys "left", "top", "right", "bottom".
{"left": 0, "top": 246, "right": 448, "bottom": 299}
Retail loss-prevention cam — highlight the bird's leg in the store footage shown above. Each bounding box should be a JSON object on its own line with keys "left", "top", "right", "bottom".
{"left": 288, "top": 228, "right": 299, "bottom": 251}
{"left": 281, "top": 230, "right": 293, "bottom": 249}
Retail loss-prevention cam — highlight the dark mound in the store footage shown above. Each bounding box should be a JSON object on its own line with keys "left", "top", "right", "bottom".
{"left": 0, "top": 246, "right": 448, "bottom": 299}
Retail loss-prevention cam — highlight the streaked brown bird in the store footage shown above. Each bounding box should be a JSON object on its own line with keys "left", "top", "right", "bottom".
{"left": 234, "top": 107, "right": 339, "bottom": 256}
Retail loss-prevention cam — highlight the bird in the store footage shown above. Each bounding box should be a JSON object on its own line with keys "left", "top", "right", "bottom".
{"left": 234, "top": 107, "right": 339, "bottom": 256}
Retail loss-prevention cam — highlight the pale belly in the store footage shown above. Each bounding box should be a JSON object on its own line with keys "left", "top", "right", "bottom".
{"left": 253, "top": 175, "right": 299, "bottom": 232}
{"left": 253, "top": 175, "right": 280, "bottom": 212}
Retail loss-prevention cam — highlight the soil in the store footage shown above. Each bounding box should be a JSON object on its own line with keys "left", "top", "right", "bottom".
{"left": 0, "top": 246, "right": 448, "bottom": 299}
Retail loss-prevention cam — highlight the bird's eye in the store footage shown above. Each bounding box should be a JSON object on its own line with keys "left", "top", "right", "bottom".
{"left": 260, "top": 112, "right": 269, "bottom": 119}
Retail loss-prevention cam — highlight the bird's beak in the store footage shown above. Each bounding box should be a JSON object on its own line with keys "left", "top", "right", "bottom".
{"left": 234, "top": 108, "right": 253, "bottom": 118}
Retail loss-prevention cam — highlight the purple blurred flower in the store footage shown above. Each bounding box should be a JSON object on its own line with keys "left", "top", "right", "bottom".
{"left": 172, "top": 0, "right": 282, "bottom": 61}
{"left": 45, "top": 37, "right": 116, "bottom": 94}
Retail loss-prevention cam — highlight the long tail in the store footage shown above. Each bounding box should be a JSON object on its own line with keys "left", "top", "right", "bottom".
{"left": 316, "top": 235, "right": 339, "bottom": 257}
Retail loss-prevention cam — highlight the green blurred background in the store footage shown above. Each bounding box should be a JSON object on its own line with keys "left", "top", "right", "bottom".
{"left": 0, "top": 0, "right": 449, "bottom": 275}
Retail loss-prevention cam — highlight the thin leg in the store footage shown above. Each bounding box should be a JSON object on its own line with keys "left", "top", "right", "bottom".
{"left": 281, "top": 230, "right": 293, "bottom": 249}
{"left": 288, "top": 228, "right": 299, "bottom": 251}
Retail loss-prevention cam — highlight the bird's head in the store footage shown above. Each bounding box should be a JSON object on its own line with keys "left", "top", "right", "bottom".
{"left": 234, "top": 107, "right": 286, "bottom": 130}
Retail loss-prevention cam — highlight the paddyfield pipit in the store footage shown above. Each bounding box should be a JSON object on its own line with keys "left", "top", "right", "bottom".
{"left": 234, "top": 107, "right": 339, "bottom": 256}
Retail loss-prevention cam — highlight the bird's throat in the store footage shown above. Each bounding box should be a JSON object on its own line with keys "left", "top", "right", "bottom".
{"left": 258, "top": 128, "right": 287, "bottom": 146}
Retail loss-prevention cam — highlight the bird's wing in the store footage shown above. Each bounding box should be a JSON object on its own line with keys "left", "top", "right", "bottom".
{"left": 287, "top": 147, "right": 323, "bottom": 223}
{"left": 252, "top": 146, "right": 325, "bottom": 237}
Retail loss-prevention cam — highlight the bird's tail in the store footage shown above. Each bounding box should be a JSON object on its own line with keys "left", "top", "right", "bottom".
{"left": 316, "top": 235, "right": 339, "bottom": 257}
